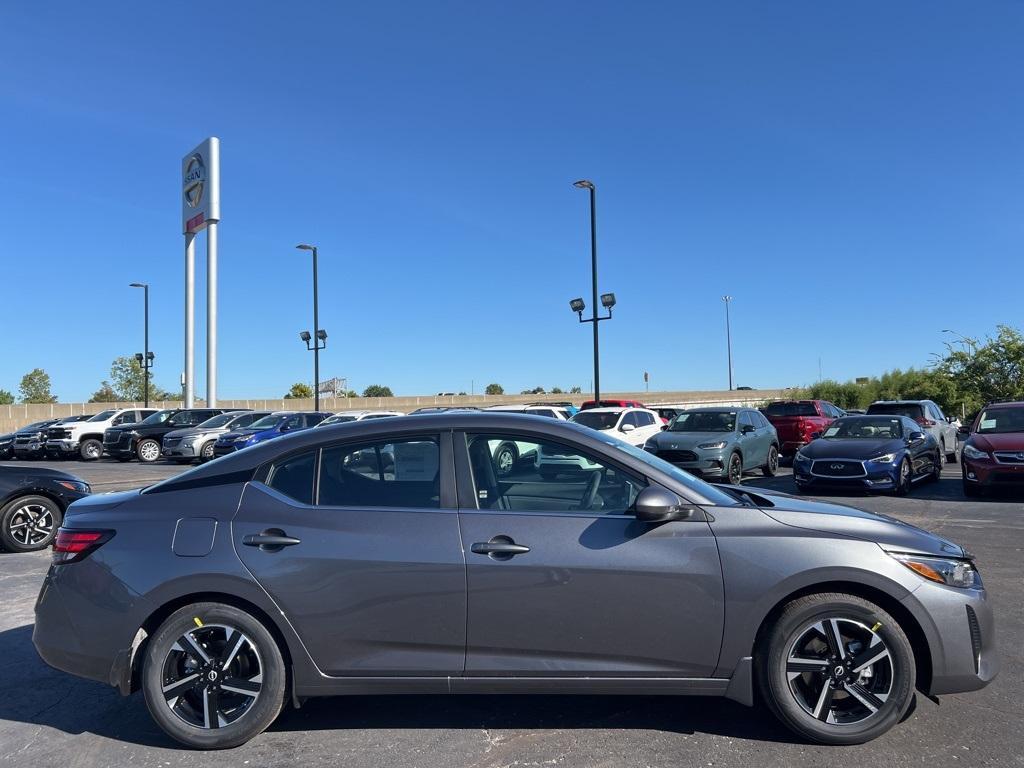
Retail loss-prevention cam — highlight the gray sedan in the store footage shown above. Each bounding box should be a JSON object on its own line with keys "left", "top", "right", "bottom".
{"left": 644, "top": 407, "right": 779, "bottom": 483}
{"left": 34, "top": 412, "right": 996, "bottom": 749}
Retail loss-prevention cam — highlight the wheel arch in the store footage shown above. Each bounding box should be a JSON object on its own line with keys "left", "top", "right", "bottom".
{"left": 127, "top": 591, "right": 296, "bottom": 696}
{"left": 751, "top": 580, "right": 933, "bottom": 693}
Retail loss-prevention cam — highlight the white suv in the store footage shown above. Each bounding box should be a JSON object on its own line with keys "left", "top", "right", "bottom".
{"left": 317, "top": 410, "right": 405, "bottom": 426}
{"left": 534, "top": 407, "right": 664, "bottom": 479}
{"left": 44, "top": 408, "right": 158, "bottom": 461}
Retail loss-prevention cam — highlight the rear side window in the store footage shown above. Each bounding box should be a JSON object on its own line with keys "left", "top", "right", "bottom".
{"left": 318, "top": 437, "right": 440, "bottom": 509}
{"left": 867, "top": 403, "right": 923, "bottom": 419}
{"left": 763, "top": 402, "right": 818, "bottom": 417}
{"left": 266, "top": 451, "right": 316, "bottom": 504}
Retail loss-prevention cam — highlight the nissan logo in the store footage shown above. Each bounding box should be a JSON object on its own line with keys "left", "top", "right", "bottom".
{"left": 830, "top": 463, "right": 845, "bottom": 470}
{"left": 183, "top": 153, "right": 206, "bottom": 208}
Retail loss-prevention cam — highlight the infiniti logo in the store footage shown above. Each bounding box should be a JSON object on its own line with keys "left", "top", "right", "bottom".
{"left": 830, "top": 463, "right": 845, "bottom": 470}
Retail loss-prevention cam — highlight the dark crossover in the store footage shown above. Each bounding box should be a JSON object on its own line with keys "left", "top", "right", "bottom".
{"left": 28, "top": 411, "right": 997, "bottom": 749}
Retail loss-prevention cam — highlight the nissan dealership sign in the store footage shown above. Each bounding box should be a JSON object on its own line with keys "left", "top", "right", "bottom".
{"left": 182, "top": 137, "right": 220, "bottom": 234}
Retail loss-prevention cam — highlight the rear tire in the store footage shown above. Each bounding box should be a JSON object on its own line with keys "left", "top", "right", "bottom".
{"left": 79, "top": 438, "right": 103, "bottom": 461}
{"left": 757, "top": 592, "right": 915, "bottom": 745}
{"left": 762, "top": 445, "right": 779, "bottom": 477}
{"left": 142, "top": 602, "right": 286, "bottom": 750}
{"left": 0, "top": 495, "right": 62, "bottom": 552}
{"left": 946, "top": 437, "right": 958, "bottom": 464}
{"left": 494, "top": 443, "right": 519, "bottom": 477}
{"left": 929, "top": 451, "right": 942, "bottom": 482}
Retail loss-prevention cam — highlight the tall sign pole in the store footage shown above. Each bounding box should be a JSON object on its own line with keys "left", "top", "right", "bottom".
{"left": 182, "top": 137, "right": 221, "bottom": 407}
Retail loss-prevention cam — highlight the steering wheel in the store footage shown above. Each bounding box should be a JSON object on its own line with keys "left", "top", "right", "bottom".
{"left": 579, "top": 470, "right": 602, "bottom": 510}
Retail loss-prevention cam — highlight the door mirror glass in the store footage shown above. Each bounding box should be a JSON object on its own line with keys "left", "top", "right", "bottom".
{"left": 620, "top": 422, "right": 636, "bottom": 433}
{"left": 741, "top": 424, "right": 756, "bottom": 434}
{"left": 633, "top": 486, "right": 693, "bottom": 523}
{"left": 908, "top": 431, "right": 926, "bottom": 443}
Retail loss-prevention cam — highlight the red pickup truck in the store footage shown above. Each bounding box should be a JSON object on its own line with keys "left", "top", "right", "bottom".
{"left": 760, "top": 400, "right": 844, "bottom": 458}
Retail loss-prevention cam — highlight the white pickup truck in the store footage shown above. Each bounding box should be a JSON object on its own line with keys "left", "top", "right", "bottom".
{"left": 44, "top": 407, "right": 157, "bottom": 460}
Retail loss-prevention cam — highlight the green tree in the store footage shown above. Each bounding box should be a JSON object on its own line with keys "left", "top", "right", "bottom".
{"left": 550, "top": 387, "right": 564, "bottom": 394}
{"left": 520, "top": 386, "right": 546, "bottom": 395}
{"left": 569, "top": 386, "right": 582, "bottom": 394}
{"left": 284, "top": 382, "right": 314, "bottom": 399}
{"left": 362, "top": 384, "right": 394, "bottom": 398}
{"left": 343, "top": 389, "right": 359, "bottom": 398}
{"left": 0, "top": 389, "right": 13, "bottom": 405}
{"left": 19, "top": 368, "right": 57, "bottom": 403}
{"left": 89, "top": 382, "right": 118, "bottom": 403}
{"left": 938, "top": 325, "right": 1024, "bottom": 415}
{"left": 485, "top": 383, "right": 504, "bottom": 395}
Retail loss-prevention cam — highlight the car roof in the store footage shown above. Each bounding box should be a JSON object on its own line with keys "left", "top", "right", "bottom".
{"left": 577, "top": 406, "right": 647, "bottom": 414}
{"left": 680, "top": 407, "right": 745, "bottom": 413}
{"left": 870, "top": 400, "right": 928, "bottom": 405}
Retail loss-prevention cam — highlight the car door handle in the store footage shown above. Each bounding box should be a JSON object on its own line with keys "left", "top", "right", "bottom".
{"left": 242, "top": 529, "right": 301, "bottom": 552}
{"left": 471, "top": 536, "right": 530, "bottom": 559}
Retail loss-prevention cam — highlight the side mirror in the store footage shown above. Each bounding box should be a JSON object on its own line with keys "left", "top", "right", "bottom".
{"left": 741, "top": 424, "right": 756, "bottom": 434}
{"left": 621, "top": 423, "right": 636, "bottom": 433}
{"left": 958, "top": 425, "right": 971, "bottom": 435}
{"left": 634, "top": 486, "right": 694, "bottom": 523}
{"left": 810, "top": 431, "right": 822, "bottom": 440}
{"left": 908, "top": 431, "right": 926, "bottom": 443}
{"left": 660, "top": 424, "right": 668, "bottom": 431}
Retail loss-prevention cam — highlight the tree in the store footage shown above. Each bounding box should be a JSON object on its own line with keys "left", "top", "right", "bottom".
{"left": 362, "top": 384, "right": 394, "bottom": 398}
{"left": 284, "top": 382, "right": 314, "bottom": 399}
{"left": 343, "top": 390, "right": 359, "bottom": 398}
{"left": 485, "top": 383, "right": 504, "bottom": 395}
{"left": 19, "top": 368, "right": 57, "bottom": 403}
{"left": 0, "top": 389, "right": 13, "bottom": 405}
{"left": 520, "top": 386, "right": 546, "bottom": 395}
{"left": 89, "top": 382, "right": 118, "bottom": 403}
{"left": 551, "top": 387, "right": 564, "bottom": 394}
{"left": 569, "top": 386, "right": 582, "bottom": 394}
{"left": 938, "top": 325, "right": 1024, "bottom": 415}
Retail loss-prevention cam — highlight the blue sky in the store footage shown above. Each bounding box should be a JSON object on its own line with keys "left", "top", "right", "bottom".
{"left": 1, "top": 2, "right": 1022, "bottom": 401}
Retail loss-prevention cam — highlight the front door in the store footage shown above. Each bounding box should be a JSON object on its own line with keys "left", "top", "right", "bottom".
{"left": 232, "top": 432, "right": 467, "bottom": 676}
{"left": 455, "top": 431, "right": 724, "bottom": 677}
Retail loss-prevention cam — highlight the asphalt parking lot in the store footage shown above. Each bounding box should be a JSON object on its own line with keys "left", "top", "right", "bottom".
{"left": 0, "top": 459, "right": 1021, "bottom": 767}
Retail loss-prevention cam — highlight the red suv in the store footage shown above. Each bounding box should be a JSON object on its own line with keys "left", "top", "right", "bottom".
{"left": 580, "top": 399, "right": 647, "bottom": 410}
{"left": 760, "top": 400, "right": 843, "bottom": 458}
{"left": 961, "top": 401, "right": 1024, "bottom": 496}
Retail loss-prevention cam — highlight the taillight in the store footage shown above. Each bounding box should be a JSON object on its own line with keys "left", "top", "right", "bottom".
{"left": 916, "top": 417, "right": 936, "bottom": 427}
{"left": 52, "top": 528, "right": 114, "bottom": 564}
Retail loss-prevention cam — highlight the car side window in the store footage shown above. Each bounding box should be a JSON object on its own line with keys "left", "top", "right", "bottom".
{"left": 266, "top": 450, "right": 316, "bottom": 505}
{"left": 318, "top": 437, "right": 440, "bottom": 509}
{"left": 638, "top": 412, "right": 656, "bottom": 427}
{"left": 114, "top": 413, "right": 134, "bottom": 425}
{"left": 622, "top": 412, "right": 639, "bottom": 427}
{"left": 738, "top": 412, "right": 754, "bottom": 430}
{"left": 466, "top": 434, "right": 645, "bottom": 515}
{"left": 282, "top": 415, "right": 303, "bottom": 431}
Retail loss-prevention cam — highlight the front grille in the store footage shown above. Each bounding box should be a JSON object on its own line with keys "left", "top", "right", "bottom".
{"left": 811, "top": 460, "right": 866, "bottom": 477}
{"left": 966, "top": 605, "right": 982, "bottom": 673}
{"left": 47, "top": 428, "right": 72, "bottom": 440}
{"left": 163, "top": 437, "right": 182, "bottom": 448}
{"left": 993, "top": 451, "right": 1024, "bottom": 464}
{"left": 657, "top": 449, "right": 699, "bottom": 463}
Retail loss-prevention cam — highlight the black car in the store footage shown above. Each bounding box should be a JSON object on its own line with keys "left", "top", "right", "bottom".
{"left": 103, "top": 409, "right": 227, "bottom": 463}
{"left": 12, "top": 415, "right": 93, "bottom": 460}
{"left": 0, "top": 465, "right": 90, "bottom": 551}
{"left": 0, "top": 431, "right": 15, "bottom": 460}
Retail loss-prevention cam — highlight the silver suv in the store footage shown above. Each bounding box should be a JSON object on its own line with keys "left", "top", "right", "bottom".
{"left": 866, "top": 400, "right": 959, "bottom": 462}
{"left": 161, "top": 410, "right": 269, "bottom": 463}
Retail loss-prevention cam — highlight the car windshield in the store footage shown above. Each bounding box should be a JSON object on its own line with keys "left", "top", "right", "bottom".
{"left": 763, "top": 402, "right": 818, "bottom": 417}
{"left": 867, "top": 403, "right": 923, "bottom": 419}
{"left": 571, "top": 411, "right": 620, "bottom": 430}
{"left": 196, "top": 413, "right": 237, "bottom": 429}
{"left": 322, "top": 414, "right": 358, "bottom": 425}
{"left": 822, "top": 417, "right": 903, "bottom": 439}
{"left": 139, "top": 410, "right": 176, "bottom": 425}
{"left": 602, "top": 438, "right": 740, "bottom": 507}
{"left": 248, "top": 414, "right": 286, "bottom": 430}
{"left": 87, "top": 410, "right": 117, "bottom": 422}
{"left": 976, "top": 408, "right": 1024, "bottom": 434}
{"left": 670, "top": 412, "right": 736, "bottom": 432}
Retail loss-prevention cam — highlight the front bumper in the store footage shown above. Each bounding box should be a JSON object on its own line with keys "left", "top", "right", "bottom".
{"left": 44, "top": 439, "right": 79, "bottom": 455}
{"left": 213, "top": 442, "right": 247, "bottom": 457}
{"left": 161, "top": 440, "right": 201, "bottom": 458}
{"left": 962, "top": 456, "right": 1024, "bottom": 488}
{"left": 904, "top": 579, "right": 998, "bottom": 695}
{"left": 13, "top": 442, "right": 46, "bottom": 457}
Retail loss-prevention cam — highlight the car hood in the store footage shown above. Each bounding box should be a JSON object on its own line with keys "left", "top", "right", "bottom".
{"left": 0, "top": 465, "right": 85, "bottom": 483}
{"left": 219, "top": 428, "right": 269, "bottom": 440}
{"left": 165, "top": 426, "right": 223, "bottom": 440}
{"left": 970, "top": 433, "right": 1024, "bottom": 452}
{"left": 649, "top": 431, "right": 734, "bottom": 448}
{"left": 741, "top": 486, "right": 966, "bottom": 558}
{"left": 797, "top": 438, "right": 904, "bottom": 460}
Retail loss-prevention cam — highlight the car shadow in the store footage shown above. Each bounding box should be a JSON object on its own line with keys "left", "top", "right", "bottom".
{"left": 0, "top": 623, "right": 800, "bottom": 747}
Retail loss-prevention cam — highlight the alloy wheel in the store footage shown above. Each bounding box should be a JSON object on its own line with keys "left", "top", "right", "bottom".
{"left": 496, "top": 447, "right": 515, "bottom": 475}
{"left": 161, "top": 624, "right": 263, "bottom": 730}
{"left": 768, "top": 447, "right": 779, "bottom": 474}
{"left": 201, "top": 442, "right": 215, "bottom": 461}
{"left": 7, "top": 502, "right": 55, "bottom": 547}
{"left": 786, "top": 618, "right": 893, "bottom": 726}
{"left": 729, "top": 454, "right": 743, "bottom": 484}
{"left": 83, "top": 442, "right": 100, "bottom": 460}
{"left": 139, "top": 440, "right": 161, "bottom": 462}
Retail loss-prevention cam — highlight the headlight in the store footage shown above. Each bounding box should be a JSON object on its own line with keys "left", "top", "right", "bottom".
{"left": 57, "top": 480, "right": 90, "bottom": 493}
{"left": 234, "top": 434, "right": 253, "bottom": 442}
{"left": 963, "top": 444, "right": 989, "bottom": 460}
{"left": 868, "top": 453, "right": 896, "bottom": 463}
{"left": 698, "top": 441, "right": 727, "bottom": 450}
{"left": 890, "top": 553, "right": 979, "bottom": 588}
{"left": 794, "top": 451, "right": 812, "bottom": 463}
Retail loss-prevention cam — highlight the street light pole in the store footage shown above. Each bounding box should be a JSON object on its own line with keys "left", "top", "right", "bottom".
{"left": 723, "top": 295, "right": 734, "bottom": 391}
{"left": 129, "top": 283, "right": 151, "bottom": 407}
{"left": 297, "top": 244, "right": 326, "bottom": 412}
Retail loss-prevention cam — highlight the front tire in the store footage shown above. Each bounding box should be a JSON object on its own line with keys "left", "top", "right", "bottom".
{"left": 757, "top": 592, "right": 915, "bottom": 745}
{"left": 79, "top": 438, "right": 103, "bottom": 461}
{"left": 137, "top": 438, "right": 161, "bottom": 463}
{"left": 0, "top": 495, "right": 62, "bottom": 552}
{"left": 494, "top": 443, "right": 518, "bottom": 477}
{"left": 142, "top": 602, "right": 286, "bottom": 750}
{"left": 762, "top": 445, "right": 779, "bottom": 477}
{"left": 726, "top": 452, "right": 743, "bottom": 485}
{"left": 929, "top": 450, "right": 942, "bottom": 483}
{"left": 200, "top": 441, "right": 216, "bottom": 462}
{"left": 894, "top": 458, "right": 911, "bottom": 496}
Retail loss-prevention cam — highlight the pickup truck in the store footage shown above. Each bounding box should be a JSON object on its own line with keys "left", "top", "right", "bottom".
{"left": 44, "top": 408, "right": 158, "bottom": 461}
{"left": 13, "top": 415, "right": 92, "bottom": 459}
{"left": 760, "top": 399, "right": 844, "bottom": 458}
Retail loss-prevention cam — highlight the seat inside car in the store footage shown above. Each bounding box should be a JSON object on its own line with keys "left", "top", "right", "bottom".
{"left": 468, "top": 437, "right": 508, "bottom": 510}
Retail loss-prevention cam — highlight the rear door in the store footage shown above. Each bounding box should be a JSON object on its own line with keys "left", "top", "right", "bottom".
{"left": 232, "top": 432, "right": 467, "bottom": 676}
{"left": 455, "top": 430, "right": 724, "bottom": 677}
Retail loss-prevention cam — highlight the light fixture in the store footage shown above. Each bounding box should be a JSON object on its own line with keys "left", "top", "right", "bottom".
{"left": 296, "top": 244, "right": 315, "bottom": 251}
{"left": 316, "top": 329, "right": 327, "bottom": 341}
{"left": 573, "top": 180, "right": 594, "bottom": 190}
{"left": 299, "top": 330, "right": 311, "bottom": 342}
{"left": 569, "top": 298, "right": 586, "bottom": 313}
{"left": 134, "top": 353, "right": 144, "bottom": 363}
{"left": 600, "top": 292, "right": 616, "bottom": 309}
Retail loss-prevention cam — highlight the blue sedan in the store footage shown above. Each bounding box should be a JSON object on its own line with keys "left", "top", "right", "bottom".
{"left": 213, "top": 411, "right": 331, "bottom": 457}
{"left": 793, "top": 415, "right": 942, "bottom": 495}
